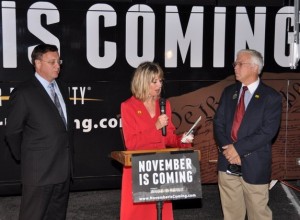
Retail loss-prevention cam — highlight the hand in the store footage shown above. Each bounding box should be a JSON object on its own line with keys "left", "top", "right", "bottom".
{"left": 229, "top": 155, "right": 241, "bottom": 165}
{"left": 181, "top": 132, "right": 194, "bottom": 143}
{"left": 222, "top": 144, "right": 241, "bottom": 165}
{"left": 156, "top": 114, "right": 168, "bottom": 130}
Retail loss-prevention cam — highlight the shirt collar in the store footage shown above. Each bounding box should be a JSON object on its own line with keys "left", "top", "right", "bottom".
{"left": 242, "top": 78, "right": 260, "bottom": 94}
{"left": 35, "top": 73, "right": 56, "bottom": 88}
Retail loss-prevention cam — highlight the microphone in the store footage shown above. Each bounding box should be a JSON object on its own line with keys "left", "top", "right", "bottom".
{"left": 159, "top": 98, "right": 166, "bottom": 136}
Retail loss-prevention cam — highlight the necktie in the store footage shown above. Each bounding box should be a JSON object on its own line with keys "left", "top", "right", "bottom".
{"left": 49, "top": 82, "right": 67, "bottom": 128}
{"left": 231, "top": 86, "right": 248, "bottom": 142}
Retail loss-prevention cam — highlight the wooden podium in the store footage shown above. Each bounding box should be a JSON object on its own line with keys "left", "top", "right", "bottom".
{"left": 111, "top": 147, "right": 201, "bottom": 167}
{"left": 111, "top": 148, "right": 201, "bottom": 220}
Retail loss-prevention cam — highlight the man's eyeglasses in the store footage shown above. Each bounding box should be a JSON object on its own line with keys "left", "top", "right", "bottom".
{"left": 232, "top": 62, "right": 253, "bottom": 68}
{"left": 39, "top": 59, "right": 63, "bottom": 66}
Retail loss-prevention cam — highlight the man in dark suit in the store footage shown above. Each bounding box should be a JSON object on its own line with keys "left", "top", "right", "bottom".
{"left": 5, "top": 44, "right": 73, "bottom": 220}
{"left": 213, "top": 49, "right": 282, "bottom": 220}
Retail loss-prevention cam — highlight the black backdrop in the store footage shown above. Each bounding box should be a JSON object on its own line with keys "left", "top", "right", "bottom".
{"left": 0, "top": 0, "right": 298, "bottom": 195}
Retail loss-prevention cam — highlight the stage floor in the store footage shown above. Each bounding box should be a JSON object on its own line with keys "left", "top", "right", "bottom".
{"left": 0, "top": 181, "right": 299, "bottom": 220}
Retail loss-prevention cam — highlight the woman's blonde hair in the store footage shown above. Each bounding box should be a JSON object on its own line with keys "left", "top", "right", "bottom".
{"left": 131, "top": 62, "right": 164, "bottom": 101}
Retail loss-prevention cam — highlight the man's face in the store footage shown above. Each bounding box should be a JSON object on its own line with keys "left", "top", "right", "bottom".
{"left": 233, "top": 52, "right": 259, "bottom": 85}
{"left": 35, "top": 51, "right": 61, "bottom": 82}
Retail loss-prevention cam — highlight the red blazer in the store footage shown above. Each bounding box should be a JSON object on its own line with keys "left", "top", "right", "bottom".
{"left": 121, "top": 96, "right": 190, "bottom": 150}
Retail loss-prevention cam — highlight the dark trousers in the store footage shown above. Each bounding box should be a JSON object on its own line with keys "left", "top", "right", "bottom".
{"left": 19, "top": 180, "right": 70, "bottom": 220}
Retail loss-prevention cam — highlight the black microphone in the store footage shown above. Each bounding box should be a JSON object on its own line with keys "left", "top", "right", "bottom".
{"left": 159, "top": 98, "right": 166, "bottom": 136}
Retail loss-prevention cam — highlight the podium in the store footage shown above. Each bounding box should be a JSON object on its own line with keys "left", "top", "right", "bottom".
{"left": 111, "top": 148, "right": 202, "bottom": 220}
{"left": 111, "top": 147, "right": 201, "bottom": 167}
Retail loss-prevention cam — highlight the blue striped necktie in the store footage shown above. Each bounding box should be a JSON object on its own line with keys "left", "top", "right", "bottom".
{"left": 49, "top": 82, "right": 67, "bottom": 128}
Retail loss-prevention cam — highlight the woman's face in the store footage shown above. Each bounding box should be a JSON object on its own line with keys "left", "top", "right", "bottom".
{"left": 149, "top": 75, "right": 163, "bottom": 98}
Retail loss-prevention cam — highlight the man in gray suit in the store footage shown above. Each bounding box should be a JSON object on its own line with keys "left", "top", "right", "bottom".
{"left": 213, "top": 49, "right": 282, "bottom": 220}
{"left": 5, "top": 44, "right": 73, "bottom": 220}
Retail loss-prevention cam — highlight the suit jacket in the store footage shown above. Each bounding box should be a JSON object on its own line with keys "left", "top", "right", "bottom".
{"left": 213, "top": 81, "right": 282, "bottom": 184}
{"left": 5, "top": 76, "right": 73, "bottom": 186}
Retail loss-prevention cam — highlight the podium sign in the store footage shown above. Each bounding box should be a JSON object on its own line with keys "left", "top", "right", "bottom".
{"left": 132, "top": 151, "right": 202, "bottom": 203}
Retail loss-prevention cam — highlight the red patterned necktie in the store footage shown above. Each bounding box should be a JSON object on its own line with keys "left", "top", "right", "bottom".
{"left": 231, "top": 86, "right": 248, "bottom": 142}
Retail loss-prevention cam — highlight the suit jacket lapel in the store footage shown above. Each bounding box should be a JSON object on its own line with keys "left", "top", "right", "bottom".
{"left": 56, "top": 80, "right": 71, "bottom": 126}
{"left": 229, "top": 83, "right": 241, "bottom": 123}
{"left": 239, "top": 81, "right": 264, "bottom": 132}
{"left": 244, "top": 81, "right": 263, "bottom": 116}
{"left": 32, "top": 77, "right": 56, "bottom": 107}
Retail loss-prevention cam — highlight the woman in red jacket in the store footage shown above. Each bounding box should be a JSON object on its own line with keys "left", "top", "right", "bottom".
{"left": 120, "top": 61, "right": 194, "bottom": 220}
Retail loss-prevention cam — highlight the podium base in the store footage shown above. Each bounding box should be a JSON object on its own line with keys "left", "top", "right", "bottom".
{"left": 156, "top": 201, "right": 163, "bottom": 220}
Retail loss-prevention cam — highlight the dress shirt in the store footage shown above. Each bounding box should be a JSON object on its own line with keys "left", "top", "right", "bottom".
{"left": 241, "top": 78, "right": 260, "bottom": 109}
{"left": 35, "top": 73, "right": 67, "bottom": 122}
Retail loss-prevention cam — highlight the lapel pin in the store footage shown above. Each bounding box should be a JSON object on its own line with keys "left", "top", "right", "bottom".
{"left": 255, "top": 94, "right": 260, "bottom": 99}
{"left": 137, "top": 110, "right": 142, "bottom": 114}
{"left": 233, "top": 93, "right": 238, "bottom": 99}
